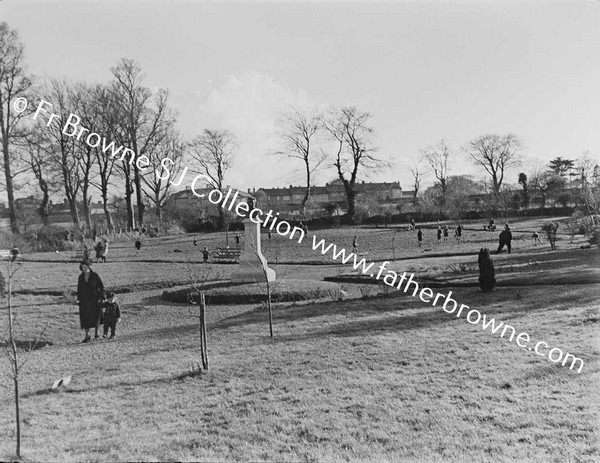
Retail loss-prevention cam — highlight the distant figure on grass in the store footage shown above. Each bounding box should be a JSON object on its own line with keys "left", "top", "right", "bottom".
{"left": 82, "top": 242, "right": 91, "bottom": 262}
{"left": 77, "top": 259, "right": 104, "bottom": 342}
{"left": 202, "top": 247, "right": 210, "bottom": 264}
{"left": 437, "top": 226, "right": 442, "bottom": 244}
{"left": 410, "top": 218, "right": 416, "bottom": 230}
{"left": 352, "top": 235, "right": 358, "bottom": 253}
{"left": 134, "top": 238, "right": 142, "bottom": 254}
{"left": 101, "top": 238, "right": 108, "bottom": 262}
{"left": 542, "top": 222, "right": 559, "bottom": 250}
{"left": 496, "top": 224, "right": 513, "bottom": 254}
{"left": 478, "top": 248, "right": 496, "bottom": 292}
{"left": 488, "top": 217, "right": 496, "bottom": 231}
{"left": 94, "top": 239, "right": 107, "bottom": 263}
{"left": 417, "top": 227, "right": 423, "bottom": 247}
{"left": 455, "top": 224, "right": 463, "bottom": 243}
{"left": 10, "top": 246, "right": 20, "bottom": 262}
{"left": 532, "top": 231, "right": 542, "bottom": 245}
{"left": 193, "top": 237, "right": 197, "bottom": 246}
{"left": 443, "top": 225, "right": 449, "bottom": 242}
{"left": 101, "top": 291, "right": 121, "bottom": 339}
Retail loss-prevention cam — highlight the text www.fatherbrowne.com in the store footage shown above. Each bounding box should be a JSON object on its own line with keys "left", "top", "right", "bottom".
{"left": 311, "top": 235, "right": 585, "bottom": 373}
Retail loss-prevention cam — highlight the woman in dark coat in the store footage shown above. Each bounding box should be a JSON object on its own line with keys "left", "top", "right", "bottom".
{"left": 77, "top": 260, "right": 105, "bottom": 342}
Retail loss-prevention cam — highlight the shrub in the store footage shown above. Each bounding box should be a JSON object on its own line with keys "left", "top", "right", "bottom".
{"left": 23, "top": 226, "right": 79, "bottom": 252}
{"left": 478, "top": 247, "right": 496, "bottom": 292}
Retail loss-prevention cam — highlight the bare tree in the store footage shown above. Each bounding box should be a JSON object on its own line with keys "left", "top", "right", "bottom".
{"left": 0, "top": 22, "right": 33, "bottom": 233}
{"left": 322, "top": 106, "right": 381, "bottom": 222}
{"left": 141, "top": 128, "right": 186, "bottom": 221}
{"left": 464, "top": 134, "right": 522, "bottom": 194}
{"left": 2, "top": 251, "right": 46, "bottom": 458}
{"left": 421, "top": 139, "right": 451, "bottom": 212}
{"left": 274, "top": 106, "right": 325, "bottom": 212}
{"left": 575, "top": 152, "right": 598, "bottom": 190}
{"left": 38, "top": 78, "right": 81, "bottom": 227}
{"left": 89, "top": 84, "right": 119, "bottom": 232}
{"left": 189, "top": 129, "right": 237, "bottom": 230}
{"left": 72, "top": 82, "right": 102, "bottom": 230}
{"left": 111, "top": 58, "right": 174, "bottom": 228}
{"left": 409, "top": 158, "right": 426, "bottom": 200}
{"left": 20, "top": 132, "right": 59, "bottom": 225}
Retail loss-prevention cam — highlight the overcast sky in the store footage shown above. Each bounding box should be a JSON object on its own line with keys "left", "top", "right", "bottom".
{"left": 2, "top": 0, "right": 600, "bottom": 194}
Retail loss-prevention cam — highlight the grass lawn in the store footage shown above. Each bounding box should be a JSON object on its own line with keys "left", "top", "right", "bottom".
{"left": 0, "top": 217, "right": 598, "bottom": 462}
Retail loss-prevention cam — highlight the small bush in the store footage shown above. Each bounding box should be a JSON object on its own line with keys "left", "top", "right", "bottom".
{"left": 478, "top": 248, "right": 496, "bottom": 292}
{"left": 24, "top": 226, "right": 83, "bottom": 252}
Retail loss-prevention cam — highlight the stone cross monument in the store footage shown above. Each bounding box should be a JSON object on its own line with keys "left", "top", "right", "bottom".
{"left": 230, "top": 200, "right": 276, "bottom": 283}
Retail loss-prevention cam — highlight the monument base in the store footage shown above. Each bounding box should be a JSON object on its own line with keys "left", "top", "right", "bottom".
{"left": 230, "top": 253, "right": 276, "bottom": 283}
{"left": 230, "top": 218, "right": 276, "bottom": 284}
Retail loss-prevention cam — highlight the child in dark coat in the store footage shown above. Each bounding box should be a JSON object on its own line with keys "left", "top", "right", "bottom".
{"left": 101, "top": 291, "right": 121, "bottom": 339}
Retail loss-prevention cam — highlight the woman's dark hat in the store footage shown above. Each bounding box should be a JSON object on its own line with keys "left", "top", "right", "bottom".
{"left": 105, "top": 291, "right": 115, "bottom": 298}
{"left": 79, "top": 259, "right": 92, "bottom": 270}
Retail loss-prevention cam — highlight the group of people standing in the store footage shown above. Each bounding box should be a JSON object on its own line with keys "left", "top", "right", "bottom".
{"left": 93, "top": 238, "right": 109, "bottom": 263}
{"left": 416, "top": 223, "right": 463, "bottom": 247}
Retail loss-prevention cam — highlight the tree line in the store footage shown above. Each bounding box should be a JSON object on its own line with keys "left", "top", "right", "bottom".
{"left": 2, "top": 22, "right": 599, "bottom": 236}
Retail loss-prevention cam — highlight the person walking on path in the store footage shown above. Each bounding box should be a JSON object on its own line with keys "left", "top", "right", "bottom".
{"left": 101, "top": 291, "right": 121, "bottom": 339}
{"left": 437, "top": 226, "right": 442, "bottom": 244}
{"left": 417, "top": 227, "right": 423, "bottom": 247}
{"left": 352, "top": 235, "right": 358, "bottom": 253}
{"left": 497, "top": 224, "right": 513, "bottom": 254}
{"left": 77, "top": 260, "right": 104, "bottom": 342}
{"left": 202, "top": 247, "right": 210, "bottom": 264}
{"left": 134, "top": 237, "right": 142, "bottom": 254}
{"left": 443, "top": 225, "right": 449, "bottom": 242}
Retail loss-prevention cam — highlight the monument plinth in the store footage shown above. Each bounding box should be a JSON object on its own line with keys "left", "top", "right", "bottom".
{"left": 230, "top": 218, "right": 276, "bottom": 283}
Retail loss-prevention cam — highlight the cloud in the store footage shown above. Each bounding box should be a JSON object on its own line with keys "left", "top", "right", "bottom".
{"left": 193, "top": 71, "right": 311, "bottom": 189}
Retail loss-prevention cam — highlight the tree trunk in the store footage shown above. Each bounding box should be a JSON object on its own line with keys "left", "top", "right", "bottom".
{"left": 346, "top": 189, "right": 357, "bottom": 221}
{"left": 123, "top": 173, "right": 135, "bottom": 230}
{"left": 101, "top": 186, "right": 113, "bottom": 232}
{"left": 39, "top": 190, "right": 50, "bottom": 226}
{"left": 2, "top": 139, "right": 19, "bottom": 234}
{"left": 217, "top": 205, "right": 225, "bottom": 231}
{"left": 7, "top": 260, "right": 21, "bottom": 458}
{"left": 134, "top": 167, "right": 145, "bottom": 227}
{"left": 301, "top": 164, "right": 311, "bottom": 211}
{"left": 81, "top": 185, "right": 92, "bottom": 229}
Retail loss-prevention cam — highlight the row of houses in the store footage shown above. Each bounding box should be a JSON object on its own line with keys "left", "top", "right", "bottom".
{"left": 167, "top": 180, "right": 415, "bottom": 214}
{"left": 0, "top": 180, "right": 416, "bottom": 228}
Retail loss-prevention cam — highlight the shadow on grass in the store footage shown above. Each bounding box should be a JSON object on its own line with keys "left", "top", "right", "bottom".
{"left": 214, "top": 283, "right": 600, "bottom": 340}
{"left": 0, "top": 340, "right": 53, "bottom": 351}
